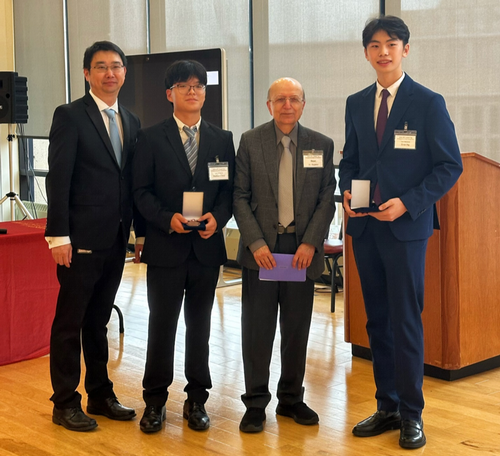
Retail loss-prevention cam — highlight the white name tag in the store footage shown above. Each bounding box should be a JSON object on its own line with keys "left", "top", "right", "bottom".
{"left": 394, "top": 130, "right": 417, "bottom": 150}
{"left": 208, "top": 162, "right": 229, "bottom": 181}
{"left": 303, "top": 150, "right": 323, "bottom": 168}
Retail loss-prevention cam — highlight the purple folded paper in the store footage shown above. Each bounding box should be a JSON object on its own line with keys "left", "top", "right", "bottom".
{"left": 258, "top": 253, "right": 306, "bottom": 282}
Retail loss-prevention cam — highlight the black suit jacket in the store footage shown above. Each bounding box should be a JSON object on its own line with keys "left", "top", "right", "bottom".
{"left": 45, "top": 93, "right": 144, "bottom": 249}
{"left": 133, "top": 117, "right": 235, "bottom": 268}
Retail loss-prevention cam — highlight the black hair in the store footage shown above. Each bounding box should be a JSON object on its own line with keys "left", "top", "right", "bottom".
{"left": 83, "top": 41, "right": 127, "bottom": 70}
{"left": 362, "top": 15, "right": 410, "bottom": 48}
{"left": 164, "top": 60, "right": 207, "bottom": 89}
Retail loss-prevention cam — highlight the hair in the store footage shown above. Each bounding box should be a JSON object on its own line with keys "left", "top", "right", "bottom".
{"left": 164, "top": 60, "right": 207, "bottom": 89}
{"left": 362, "top": 15, "right": 410, "bottom": 48}
{"left": 83, "top": 41, "right": 127, "bottom": 70}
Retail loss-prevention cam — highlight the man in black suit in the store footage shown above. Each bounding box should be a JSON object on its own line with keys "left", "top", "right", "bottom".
{"left": 133, "top": 60, "right": 235, "bottom": 433}
{"left": 45, "top": 41, "right": 144, "bottom": 431}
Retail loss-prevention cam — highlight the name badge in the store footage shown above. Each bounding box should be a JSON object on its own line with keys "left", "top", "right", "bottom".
{"left": 208, "top": 161, "right": 229, "bottom": 181}
{"left": 394, "top": 129, "right": 417, "bottom": 150}
{"left": 303, "top": 150, "right": 323, "bottom": 168}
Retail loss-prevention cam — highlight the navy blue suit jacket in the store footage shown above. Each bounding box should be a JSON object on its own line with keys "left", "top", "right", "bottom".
{"left": 339, "top": 74, "right": 463, "bottom": 241}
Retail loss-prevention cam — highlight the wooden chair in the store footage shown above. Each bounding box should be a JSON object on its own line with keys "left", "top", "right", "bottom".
{"left": 324, "top": 239, "right": 343, "bottom": 312}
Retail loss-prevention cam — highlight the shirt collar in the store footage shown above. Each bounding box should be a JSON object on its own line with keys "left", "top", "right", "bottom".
{"left": 376, "top": 72, "right": 406, "bottom": 99}
{"left": 173, "top": 114, "right": 202, "bottom": 132}
{"left": 274, "top": 121, "right": 299, "bottom": 147}
{"left": 89, "top": 89, "right": 119, "bottom": 113}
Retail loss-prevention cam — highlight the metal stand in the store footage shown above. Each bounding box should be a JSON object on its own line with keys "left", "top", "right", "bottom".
{"left": 0, "top": 124, "right": 33, "bottom": 220}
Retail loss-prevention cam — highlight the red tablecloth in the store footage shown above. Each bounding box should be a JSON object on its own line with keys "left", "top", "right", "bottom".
{"left": 0, "top": 219, "right": 59, "bottom": 366}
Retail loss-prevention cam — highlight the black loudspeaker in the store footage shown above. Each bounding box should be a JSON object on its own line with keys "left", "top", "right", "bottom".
{"left": 0, "top": 72, "right": 28, "bottom": 124}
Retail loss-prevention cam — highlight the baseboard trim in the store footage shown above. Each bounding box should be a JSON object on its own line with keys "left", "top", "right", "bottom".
{"left": 351, "top": 344, "right": 500, "bottom": 381}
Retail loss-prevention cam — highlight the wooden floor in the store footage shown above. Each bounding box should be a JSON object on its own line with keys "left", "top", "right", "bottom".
{"left": 1, "top": 263, "right": 500, "bottom": 455}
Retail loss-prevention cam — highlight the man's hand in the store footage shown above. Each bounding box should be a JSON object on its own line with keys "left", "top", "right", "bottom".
{"left": 170, "top": 213, "right": 191, "bottom": 233}
{"left": 134, "top": 243, "right": 144, "bottom": 263}
{"left": 292, "top": 242, "right": 315, "bottom": 270}
{"left": 343, "top": 190, "right": 368, "bottom": 218}
{"left": 51, "top": 244, "right": 72, "bottom": 268}
{"left": 198, "top": 212, "right": 217, "bottom": 239}
{"left": 371, "top": 197, "right": 407, "bottom": 221}
{"left": 253, "top": 245, "right": 276, "bottom": 270}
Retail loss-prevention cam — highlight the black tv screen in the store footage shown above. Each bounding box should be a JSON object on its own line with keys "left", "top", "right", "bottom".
{"left": 118, "top": 48, "right": 226, "bottom": 130}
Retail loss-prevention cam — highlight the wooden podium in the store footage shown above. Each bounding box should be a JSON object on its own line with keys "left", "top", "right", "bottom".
{"left": 344, "top": 153, "right": 500, "bottom": 380}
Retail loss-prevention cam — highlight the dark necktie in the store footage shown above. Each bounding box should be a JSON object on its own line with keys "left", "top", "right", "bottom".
{"left": 183, "top": 126, "right": 198, "bottom": 175}
{"left": 373, "top": 89, "right": 389, "bottom": 205}
{"left": 104, "top": 108, "right": 122, "bottom": 165}
{"left": 376, "top": 89, "right": 390, "bottom": 146}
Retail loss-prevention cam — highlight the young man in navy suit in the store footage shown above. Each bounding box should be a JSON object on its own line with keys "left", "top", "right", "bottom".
{"left": 133, "top": 60, "right": 235, "bottom": 434}
{"left": 46, "top": 41, "right": 144, "bottom": 431}
{"left": 339, "top": 16, "right": 462, "bottom": 449}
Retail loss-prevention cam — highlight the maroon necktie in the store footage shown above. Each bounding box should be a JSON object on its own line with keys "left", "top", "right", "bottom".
{"left": 374, "top": 89, "right": 389, "bottom": 205}
{"left": 376, "top": 89, "right": 390, "bottom": 146}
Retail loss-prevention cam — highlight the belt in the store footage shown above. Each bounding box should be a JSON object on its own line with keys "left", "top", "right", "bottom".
{"left": 277, "top": 223, "right": 296, "bottom": 234}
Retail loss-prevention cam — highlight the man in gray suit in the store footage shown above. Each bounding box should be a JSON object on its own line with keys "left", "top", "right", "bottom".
{"left": 233, "top": 77, "right": 336, "bottom": 433}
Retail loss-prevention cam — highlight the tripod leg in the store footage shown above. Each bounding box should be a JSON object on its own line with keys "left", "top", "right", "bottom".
{"left": 13, "top": 195, "right": 34, "bottom": 220}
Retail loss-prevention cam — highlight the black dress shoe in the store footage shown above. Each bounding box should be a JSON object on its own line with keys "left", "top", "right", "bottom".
{"left": 399, "top": 419, "right": 426, "bottom": 449}
{"left": 140, "top": 405, "right": 166, "bottom": 434}
{"left": 52, "top": 406, "right": 98, "bottom": 432}
{"left": 352, "top": 410, "right": 401, "bottom": 437}
{"left": 276, "top": 402, "right": 319, "bottom": 425}
{"left": 183, "top": 400, "right": 210, "bottom": 431}
{"left": 239, "top": 408, "right": 266, "bottom": 433}
{"left": 87, "top": 397, "right": 136, "bottom": 421}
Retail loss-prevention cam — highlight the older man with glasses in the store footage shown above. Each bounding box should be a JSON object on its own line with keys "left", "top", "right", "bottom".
{"left": 233, "top": 77, "right": 336, "bottom": 433}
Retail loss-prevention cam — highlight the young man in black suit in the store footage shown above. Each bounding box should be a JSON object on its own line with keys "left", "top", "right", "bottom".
{"left": 46, "top": 41, "right": 144, "bottom": 431}
{"left": 339, "top": 16, "right": 462, "bottom": 449}
{"left": 133, "top": 60, "right": 235, "bottom": 434}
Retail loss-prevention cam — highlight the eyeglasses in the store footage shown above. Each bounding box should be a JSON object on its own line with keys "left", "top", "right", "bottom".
{"left": 92, "top": 64, "right": 125, "bottom": 73}
{"left": 269, "top": 97, "right": 304, "bottom": 108}
{"left": 169, "top": 84, "right": 206, "bottom": 94}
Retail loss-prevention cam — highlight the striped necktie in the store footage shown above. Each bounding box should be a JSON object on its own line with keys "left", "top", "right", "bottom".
{"left": 183, "top": 126, "right": 198, "bottom": 175}
{"left": 104, "top": 108, "right": 122, "bottom": 166}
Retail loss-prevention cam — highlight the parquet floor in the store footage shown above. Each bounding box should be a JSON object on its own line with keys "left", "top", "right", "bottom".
{"left": 0, "top": 263, "right": 499, "bottom": 455}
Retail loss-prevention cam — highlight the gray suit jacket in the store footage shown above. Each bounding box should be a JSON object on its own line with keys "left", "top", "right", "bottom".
{"left": 233, "top": 120, "right": 336, "bottom": 279}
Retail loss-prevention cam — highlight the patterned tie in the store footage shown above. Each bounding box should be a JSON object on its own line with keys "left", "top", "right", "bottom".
{"left": 183, "top": 126, "right": 198, "bottom": 175}
{"left": 374, "top": 89, "right": 389, "bottom": 205}
{"left": 104, "top": 108, "right": 122, "bottom": 166}
{"left": 279, "top": 135, "right": 294, "bottom": 227}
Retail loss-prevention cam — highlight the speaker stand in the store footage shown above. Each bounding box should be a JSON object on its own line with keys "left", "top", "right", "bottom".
{"left": 0, "top": 124, "right": 34, "bottom": 220}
